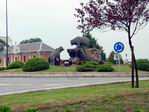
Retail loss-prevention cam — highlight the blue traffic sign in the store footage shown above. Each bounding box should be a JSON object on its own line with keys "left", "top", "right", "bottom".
{"left": 114, "top": 42, "right": 125, "bottom": 53}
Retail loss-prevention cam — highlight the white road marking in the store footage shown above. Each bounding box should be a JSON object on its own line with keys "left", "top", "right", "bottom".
{"left": 0, "top": 83, "right": 62, "bottom": 86}
{"left": 17, "top": 84, "right": 33, "bottom": 86}
{"left": 0, "top": 84, "right": 10, "bottom": 86}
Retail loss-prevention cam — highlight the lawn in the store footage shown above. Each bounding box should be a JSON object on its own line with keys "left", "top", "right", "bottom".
{"left": 112, "top": 65, "right": 131, "bottom": 72}
{"left": 0, "top": 64, "right": 147, "bottom": 73}
{"left": 0, "top": 80, "right": 149, "bottom": 112}
{"left": 0, "top": 65, "right": 130, "bottom": 73}
{"left": 47, "top": 66, "right": 77, "bottom": 72}
{"left": 4, "top": 68, "right": 23, "bottom": 72}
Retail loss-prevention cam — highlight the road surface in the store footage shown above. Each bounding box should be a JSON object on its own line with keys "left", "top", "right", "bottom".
{"left": 0, "top": 77, "right": 149, "bottom": 96}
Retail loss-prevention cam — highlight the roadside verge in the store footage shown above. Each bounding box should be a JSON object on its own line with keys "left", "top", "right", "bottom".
{"left": 0, "top": 72, "right": 149, "bottom": 78}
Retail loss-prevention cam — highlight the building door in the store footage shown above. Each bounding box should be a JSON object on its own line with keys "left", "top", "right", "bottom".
{"left": 15, "top": 57, "right": 17, "bottom": 62}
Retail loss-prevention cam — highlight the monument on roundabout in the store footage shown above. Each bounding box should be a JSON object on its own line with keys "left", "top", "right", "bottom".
{"left": 48, "top": 46, "right": 64, "bottom": 65}
{"left": 48, "top": 35, "right": 102, "bottom": 66}
{"left": 67, "top": 36, "right": 102, "bottom": 65}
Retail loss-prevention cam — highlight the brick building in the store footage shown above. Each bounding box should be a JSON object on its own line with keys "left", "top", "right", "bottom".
{"left": 1, "top": 42, "right": 54, "bottom": 66}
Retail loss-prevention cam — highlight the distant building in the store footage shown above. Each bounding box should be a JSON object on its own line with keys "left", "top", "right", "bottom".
{"left": 1, "top": 42, "right": 54, "bottom": 66}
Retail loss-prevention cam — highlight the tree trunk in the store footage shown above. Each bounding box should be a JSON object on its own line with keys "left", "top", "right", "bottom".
{"left": 131, "top": 46, "right": 135, "bottom": 88}
{"left": 132, "top": 47, "right": 139, "bottom": 88}
{"left": 127, "top": 1, "right": 139, "bottom": 88}
{"left": 128, "top": 26, "right": 135, "bottom": 88}
{"left": 128, "top": 39, "right": 139, "bottom": 88}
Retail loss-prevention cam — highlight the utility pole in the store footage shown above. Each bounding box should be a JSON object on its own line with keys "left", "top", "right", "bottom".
{"left": 6, "top": 0, "right": 9, "bottom": 67}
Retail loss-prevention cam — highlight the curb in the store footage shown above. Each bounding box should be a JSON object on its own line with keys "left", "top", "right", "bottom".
{"left": 0, "top": 72, "right": 149, "bottom": 78}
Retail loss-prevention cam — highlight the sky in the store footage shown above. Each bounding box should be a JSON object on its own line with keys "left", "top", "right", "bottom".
{"left": 0, "top": 0, "right": 149, "bottom": 60}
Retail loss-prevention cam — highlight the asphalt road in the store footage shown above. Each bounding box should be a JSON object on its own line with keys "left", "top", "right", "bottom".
{"left": 0, "top": 77, "right": 149, "bottom": 96}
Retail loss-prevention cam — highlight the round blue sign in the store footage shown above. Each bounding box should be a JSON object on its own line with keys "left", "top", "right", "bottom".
{"left": 114, "top": 42, "right": 124, "bottom": 53}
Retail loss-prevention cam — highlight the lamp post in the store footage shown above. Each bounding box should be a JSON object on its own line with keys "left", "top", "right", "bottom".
{"left": 6, "top": 0, "right": 9, "bottom": 67}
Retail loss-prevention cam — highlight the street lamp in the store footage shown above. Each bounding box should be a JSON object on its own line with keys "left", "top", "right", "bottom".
{"left": 6, "top": 0, "right": 9, "bottom": 67}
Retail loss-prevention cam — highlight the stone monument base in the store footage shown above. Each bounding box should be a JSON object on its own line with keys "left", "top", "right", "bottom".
{"left": 67, "top": 48, "right": 101, "bottom": 64}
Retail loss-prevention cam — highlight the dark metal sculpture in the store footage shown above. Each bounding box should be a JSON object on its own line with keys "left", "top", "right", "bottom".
{"left": 67, "top": 48, "right": 87, "bottom": 63}
{"left": 71, "top": 36, "right": 90, "bottom": 48}
{"left": 48, "top": 46, "right": 64, "bottom": 65}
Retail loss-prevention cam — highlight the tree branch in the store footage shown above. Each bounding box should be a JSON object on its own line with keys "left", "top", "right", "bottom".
{"left": 130, "top": 19, "right": 139, "bottom": 38}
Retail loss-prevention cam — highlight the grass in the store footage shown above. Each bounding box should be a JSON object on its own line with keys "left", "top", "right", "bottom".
{"left": 0, "top": 80, "right": 149, "bottom": 112}
{"left": 112, "top": 65, "right": 131, "bottom": 72}
{"left": 4, "top": 68, "right": 23, "bottom": 72}
{"left": 0, "top": 64, "right": 147, "bottom": 73}
{"left": 0, "top": 66, "right": 77, "bottom": 73}
{"left": 112, "top": 65, "right": 146, "bottom": 73}
{"left": 47, "top": 66, "right": 77, "bottom": 72}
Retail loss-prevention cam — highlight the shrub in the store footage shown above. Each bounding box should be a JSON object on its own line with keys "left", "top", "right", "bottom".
{"left": 0, "top": 67, "right": 5, "bottom": 71}
{"left": 64, "top": 109, "right": 73, "bottom": 112}
{"left": 25, "top": 108, "right": 38, "bottom": 112}
{"left": 76, "top": 61, "right": 99, "bottom": 72}
{"left": 7, "top": 62, "right": 24, "bottom": 69}
{"left": 23, "top": 58, "right": 49, "bottom": 72}
{"left": 0, "top": 106, "right": 11, "bottom": 112}
{"left": 97, "top": 64, "right": 113, "bottom": 72}
{"left": 76, "top": 61, "right": 113, "bottom": 72}
{"left": 137, "top": 59, "right": 149, "bottom": 71}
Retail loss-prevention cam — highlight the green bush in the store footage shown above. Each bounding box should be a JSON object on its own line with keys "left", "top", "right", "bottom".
{"left": 97, "top": 64, "right": 113, "bottom": 72}
{"left": 25, "top": 108, "right": 38, "bottom": 112}
{"left": 137, "top": 59, "right": 149, "bottom": 71}
{"left": 76, "top": 61, "right": 113, "bottom": 72}
{"left": 76, "top": 61, "right": 99, "bottom": 72}
{"left": 23, "top": 58, "right": 49, "bottom": 72}
{"left": 64, "top": 109, "right": 73, "bottom": 112}
{"left": 7, "top": 62, "right": 24, "bottom": 69}
{"left": 0, "top": 106, "right": 11, "bottom": 112}
{"left": 0, "top": 67, "right": 5, "bottom": 71}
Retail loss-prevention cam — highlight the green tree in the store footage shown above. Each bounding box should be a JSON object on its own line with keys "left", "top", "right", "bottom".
{"left": 108, "top": 51, "right": 115, "bottom": 64}
{"left": 101, "top": 52, "right": 106, "bottom": 62}
{"left": 84, "top": 33, "right": 106, "bottom": 62}
{"left": 84, "top": 33, "right": 101, "bottom": 49}
{"left": 20, "top": 37, "right": 42, "bottom": 44}
{"left": 75, "top": 0, "right": 149, "bottom": 88}
{"left": 108, "top": 51, "right": 124, "bottom": 64}
{"left": 0, "top": 39, "right": 8, "bottom": 52}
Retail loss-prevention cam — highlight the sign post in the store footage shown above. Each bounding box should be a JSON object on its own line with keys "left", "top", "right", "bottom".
{"left": 114, "top": 42, "right": 125, "bottom": 66}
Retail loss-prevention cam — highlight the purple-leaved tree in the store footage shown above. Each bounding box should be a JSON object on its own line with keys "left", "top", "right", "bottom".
{"left": 75, "top": 0, "right": 149, "bottom": 88}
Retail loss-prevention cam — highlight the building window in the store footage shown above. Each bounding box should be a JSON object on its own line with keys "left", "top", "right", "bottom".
{"left": 24, "top": 56, "right": 26, "bottom": 62}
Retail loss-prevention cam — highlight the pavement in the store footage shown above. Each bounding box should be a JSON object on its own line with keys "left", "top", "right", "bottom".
{"left": 0, "top": 76, "right": 149, "bottom": 96}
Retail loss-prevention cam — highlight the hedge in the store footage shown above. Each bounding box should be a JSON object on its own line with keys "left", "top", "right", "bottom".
{"left": 0, "top": 106, "right": 11, "bottom": 112}
{"left": 7, "top": 62, "right": 24, "bottom": 69}
{"left": 97, "top": 64, "right": 113, "bottom": 72}
{"left": 76, "top": 61, "right": 113, "bottom": 72}
{"left": 25, "top": 108, "right": 38, "bottom": 112}
{"left": 0, "top": 67, "right": 5, "bottom": 71}
{"left": 137, "top": 59, "right": 149, "bottom": 71}
{"left": 23, "top": 58, "right": 49, "bottom": 72}
{"left": 76, "top": 61, "right": 99, "bottom": 72}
